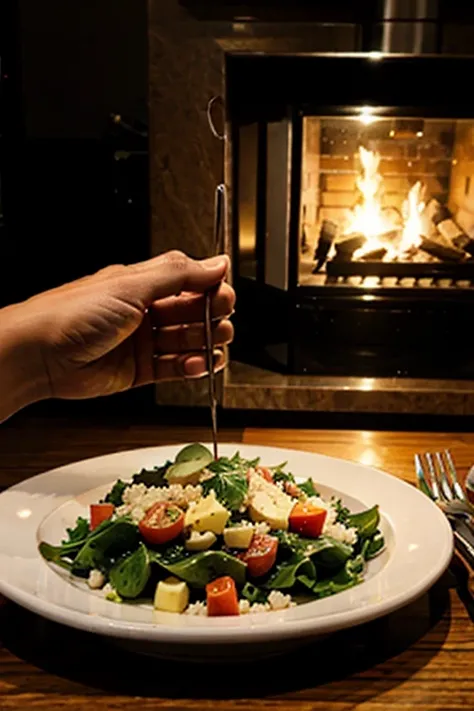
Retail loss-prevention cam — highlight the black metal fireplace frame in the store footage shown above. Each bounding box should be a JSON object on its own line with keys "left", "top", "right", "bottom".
{"left": 228, "top": 53, "right": 474, "bottom": 379}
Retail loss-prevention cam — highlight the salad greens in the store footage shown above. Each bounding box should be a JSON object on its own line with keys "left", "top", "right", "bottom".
{"left": 39, "top": 444, "right": 386, "bottom": 616}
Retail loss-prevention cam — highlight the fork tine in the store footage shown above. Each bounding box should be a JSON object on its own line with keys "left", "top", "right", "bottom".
{"left": 415, "top": 453, "right": 436, "bottom": 499}
{"left": 435, "top": 451, "right": 454, "bottom": 501}
{"left": 444, "top": 449, "right": 467, "bottom": 502}
{"left": 425, "top": 453, "right": 441, "bottom": 500}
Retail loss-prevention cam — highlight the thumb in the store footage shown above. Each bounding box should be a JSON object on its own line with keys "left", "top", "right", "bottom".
{"left": 121, "top": 251, "right": 230, "bottom": 308}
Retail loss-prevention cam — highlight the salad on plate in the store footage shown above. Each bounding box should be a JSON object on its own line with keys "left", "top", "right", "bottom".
{"left": 39, "top": 444, "right": 385, "bottom": 617}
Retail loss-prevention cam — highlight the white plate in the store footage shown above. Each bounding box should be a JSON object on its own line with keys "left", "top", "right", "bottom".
{"left": 0, "top": 443, "right": 453, "bottom": 661}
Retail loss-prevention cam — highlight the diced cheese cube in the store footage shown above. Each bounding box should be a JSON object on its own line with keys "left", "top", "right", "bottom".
{"left": 185, "top": 530, "right": 217, "bottom": 551}
{"left": 184, "top": 491, "right": 230, "bottom": 534}
{"left": 154, "top": 577, "right": 189, "bottom": 613}
{"left": 223, "top": 525, "right": 254, "bottom": 549}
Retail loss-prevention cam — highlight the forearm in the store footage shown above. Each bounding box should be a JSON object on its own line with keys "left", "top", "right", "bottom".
{"left": 0, "top": 303, "right": 50, "bottom": 423}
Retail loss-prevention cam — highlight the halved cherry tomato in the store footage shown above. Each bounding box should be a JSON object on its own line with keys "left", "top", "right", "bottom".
{"left": 239, "top": 534, "right": 278, "bottom": 578}
{"left": 206, "top": 576, "right": 240, "bottom": 616}
{"left": 90, "top": 503, "right": 114, "bottom": 531}
{"left": 138, "top": 502, "right": 184, "bottom": 545}
{"left": 289, "top": 502, "right": 327, "bottom": 538}
{"left": 257, "top": 466, "right": 274, "bottom": 483}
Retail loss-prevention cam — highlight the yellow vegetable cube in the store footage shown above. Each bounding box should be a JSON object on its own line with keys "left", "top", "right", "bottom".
{"left": 223, "top": 525, "right": 254, "bottom": 549}
{"left": 154, "top": 577, "right": 190, "bottom": 613}
{"left": 184, "top": 491, "right": 230, "bottom": 534}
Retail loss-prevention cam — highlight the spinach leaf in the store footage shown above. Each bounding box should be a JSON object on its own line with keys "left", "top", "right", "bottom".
{"left": 208, "top": 452, "right": 260, "bottom": 474}
{"left": 62, "top": 516, "right": 90, "bottom": 545}
{"left": 346, "top": 505, "right": 380, "bottom": 540}
{"left": 201, "top": 471, "right": 248, "bottom": 511}
{"left": 38, "top": 542, "right": 75, "bottom": 571}
{"left": 273, "top": 530, "right": 315, "bottom": 557}
{"left": 71, "top": 518, "right": 140, "bottom": 576}
{"left": 241, "top": 582, "right": 268, "bottom": 604}
{"left": 297, "top": 574, "right": 318, "bottom": 591}
{"left": 271, "top": 463, "right": 295, "bottom": 485}
{"left": 102, "top": 480, "right": 127, "bottom": 507}
{"left": 149, "top": 549, "right": 246, "bottom": 588}
{"left": 312, "top": 559, "right": 363, "bottom": 598}
{"left": 109, "top": 543, "right": 150, "bottom": 598}
{"left": 362, "top": 531, "right": 385, "bottom": 560}
{"left": 310, "top": 536, "right": 353, "bottom": 568}
{"left": 40, "top": 518, "right": 97, "bottom": 567}
{"left": 131, "top": 462, "right": 171, "bottom": 488}
{"left": 265, "top": 555, "right": 315, "bottom": 589}
{"left": 298, "top": 478, "right": 318, "bottom": 497}
{"left": 332, "top": 498, "right": 351, "bottom": 524}
{"left": 154, "top": 542, "right": 190, "bottom": 565}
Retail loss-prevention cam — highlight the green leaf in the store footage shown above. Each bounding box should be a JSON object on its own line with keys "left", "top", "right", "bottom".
{"left": 332, "top": 498, "right": 351, "bottom": 524}
{"left": 149, "top": 549, "right": 247, "bottom": 588}
{"left": 310, "top": 536, "right": 353, "bottom": 568}
{"left": 132, "top": 463, "right": 171, "bottom": 488}
{"left": 270, "top": 464, "right": 295, "bottom": 485}
{"left": 102, "top": 480, "right": 127, "bottom": 507}
{"left": 208, "top": 452, "right": 260, "bottom": 474}
{"left": 201, "top": 471, "right": 248, "bottom": 511}
{"left": 264, "top": 554, "right": 315, "bottom": 589}
{"left": 346, "top": 505, "right": 380, "bottom": 540}
{"left": 298, "top": 478, "right": 318, "bottom": 497}
{"left": 273, "top": 530, "right": 314, "bottom": 557}
{"left": 297, "top": 574, "right": 317, "bottom": 591}
{"left": 71, "top": 518, "right": 140, "bottom": 576}
{"left": 312, "top": 559, "right": 363, "bottom": 598}
{"left": 38, "top": 542, "right": 74, "bottom": 571}
{"left": 62, "top": 516, "right": 90, "bottom": 545}
{"left": 241, "top": 582, "right": 268, "bottom": 604}
{"left": 363, "top": 531, "right": 385, "bottom": 560}
{"left": 109, "top": 543, "right": 150, "bottom": 598}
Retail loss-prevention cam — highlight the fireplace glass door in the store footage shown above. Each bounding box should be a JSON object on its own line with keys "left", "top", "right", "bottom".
{"left": 228, "top": 54, "right": 474, "bottom": 379}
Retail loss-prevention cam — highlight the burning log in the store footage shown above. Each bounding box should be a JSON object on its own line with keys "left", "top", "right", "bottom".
{"left": 312, "top": 219, "right": 338, "bottom": 272}
{"left": 419, "top": 237, "right": 466, "bottom": 262}
{"left": 333, "top": 234, "right": 366, "bottom": 261}
{"left": 432, "top": 204, "right": 474, "bottom": 257}
{"left": 360, "top": 248, "right": 387, "bottom": 261}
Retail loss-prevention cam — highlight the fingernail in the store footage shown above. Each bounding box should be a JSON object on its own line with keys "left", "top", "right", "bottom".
{"left": 202, "top": 255, "right": 229, "bottom": 270}
{"left": 182, "top": 355, "right": 206, "bottom": 377}
{"left": 213, "top": 349, "right": 225, "bottom": 368}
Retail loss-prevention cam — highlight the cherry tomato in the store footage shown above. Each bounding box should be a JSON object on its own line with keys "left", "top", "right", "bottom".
{"left": 90, "top": 503, "right": 114, "bottom": 531}
{"left": 257, "top": 466, "right": 274, "bottom": 483}
{"left": 138, "top": 502, "right": 184, "bottom": 545}
{"left": 239, "top": 534, "right": 278, "bottom": 578}
{"left": 289, "top": 502, "right": 327, "bottom": 538}
{"left": 206, "top": 576, "right": 240, "bottom": 616}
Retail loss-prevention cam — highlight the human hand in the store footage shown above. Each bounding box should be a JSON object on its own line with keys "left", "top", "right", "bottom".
{"left": 6, "top": 251, "right": 234, "bottom": 404}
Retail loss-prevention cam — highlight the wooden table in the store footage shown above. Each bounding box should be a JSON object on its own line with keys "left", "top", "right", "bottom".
{"left": 1, "top": 415, "right": 474, "bottom": 711}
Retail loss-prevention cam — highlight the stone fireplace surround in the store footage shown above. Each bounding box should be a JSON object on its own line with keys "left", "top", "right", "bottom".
{"left": 148, "top": 0, "right": 474, "bottom": 416}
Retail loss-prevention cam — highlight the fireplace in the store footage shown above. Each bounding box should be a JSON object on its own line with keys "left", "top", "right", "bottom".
{"left": 228, "top": 54, "right": 474, "bottom": 379}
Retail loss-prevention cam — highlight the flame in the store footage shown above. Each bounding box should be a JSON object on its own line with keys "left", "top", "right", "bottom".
{"left": 399, "top": 181, "right": 425, "bottom": 254}
{"left": 346, "top": 147, "right": 425, "bottom": 261}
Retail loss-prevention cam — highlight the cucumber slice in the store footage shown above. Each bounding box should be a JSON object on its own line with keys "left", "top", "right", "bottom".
{"left": 165, "top": 443, "right": 214, "bottom": 485}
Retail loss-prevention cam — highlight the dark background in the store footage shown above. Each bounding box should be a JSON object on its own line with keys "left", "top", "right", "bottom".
{"left": 0, "top": 0, "right": 153, "bottom": 413}
{"left": 0, "top": 0, "right": 149, "bottom": 307}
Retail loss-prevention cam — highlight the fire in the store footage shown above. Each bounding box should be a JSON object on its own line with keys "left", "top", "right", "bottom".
{"left": 399, "top": 180, "right": 425, "bottom": 254}
{"left": 347, "top": 146, "right": 425, "bottom": 261}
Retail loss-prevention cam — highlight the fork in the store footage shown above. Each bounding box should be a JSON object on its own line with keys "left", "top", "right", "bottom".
{"left": 415, "top": 449, "right": 474, "bottom": 597}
